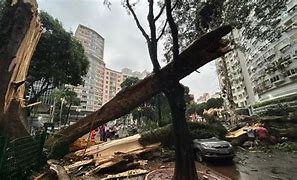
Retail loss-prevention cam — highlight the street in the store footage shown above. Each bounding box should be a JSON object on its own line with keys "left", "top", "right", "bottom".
{"left": 204, "top": 148, "right": 297, "bottom": 180}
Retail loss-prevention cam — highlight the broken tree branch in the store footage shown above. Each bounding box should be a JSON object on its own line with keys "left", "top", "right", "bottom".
{"left": 0, "top": 0, "right": 41, "bottom": 138}
{"left": 45, "top": 25, "right": 232, "bottom": 158}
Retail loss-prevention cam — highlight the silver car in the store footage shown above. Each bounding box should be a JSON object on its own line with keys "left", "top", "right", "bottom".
{"left": 193, "top": 137, "right": 234, "bottom": 162}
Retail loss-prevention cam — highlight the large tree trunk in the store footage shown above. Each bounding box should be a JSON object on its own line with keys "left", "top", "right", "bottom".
{"left": 164, "top": 83, "right": 197, "bottom": 180}
{"left": 0, "top": 0, "right": 41, "bottom": 138}
{"left": 45, "top": 25, "right": 232, "bottom": 158}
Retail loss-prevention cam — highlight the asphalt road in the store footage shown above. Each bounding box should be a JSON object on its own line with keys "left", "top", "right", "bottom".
{"left": 203, "top": 148, "right": 297, "bottom": 180}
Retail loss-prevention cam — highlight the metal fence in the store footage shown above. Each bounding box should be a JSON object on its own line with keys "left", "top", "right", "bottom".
{"left": 0, "top": 133, "right": 46, "bottom": 179}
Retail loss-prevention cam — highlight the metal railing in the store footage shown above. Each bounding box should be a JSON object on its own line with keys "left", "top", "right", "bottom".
{"left": 0, "top": 132, "right": 46, "bottom": 179}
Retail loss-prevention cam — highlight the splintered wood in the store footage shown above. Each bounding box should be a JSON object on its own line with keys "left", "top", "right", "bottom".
{"left": 73, "top": 134, "right": 160, "bottom": 158}
{"left": 0, "top": 0, "right": 41, "bottom": 138}
{"left": 65, "top": 134, "right": 160, "bottom": 176}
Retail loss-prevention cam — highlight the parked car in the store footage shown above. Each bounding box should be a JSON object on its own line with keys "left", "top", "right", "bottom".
{"left": 193, "top": 137, "right": 234, "bottom": 162}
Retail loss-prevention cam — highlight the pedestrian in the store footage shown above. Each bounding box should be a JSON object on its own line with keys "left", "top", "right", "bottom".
{"left": 105, "top": 126, "right": 110, "bottom": 141}
{"left": 90, "top": 130, "right": 96, "bottom": 144}
{"left": 99, "top": 124, "right": 106, "bottom": 141}
{"left": 255, "top": 124, "right": 272, "bottom": 145}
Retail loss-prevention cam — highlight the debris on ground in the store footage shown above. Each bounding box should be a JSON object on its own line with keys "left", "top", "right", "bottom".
{"left": 102, "top": 169, "right": 149, "bottom": 180}
{"left": 63, "top": 134, "right": 160, "bottom": 178}
{"left": 69, "top": 137, "right": 101, "bottom": 152}
{"left": 33, "top": 133, "right": 233, "bottom": 179}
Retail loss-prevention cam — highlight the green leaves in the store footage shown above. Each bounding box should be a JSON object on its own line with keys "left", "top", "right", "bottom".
{"left": 27, "top": 11, "right": 89, "bottom": 102}
{"left": 165, "top": 0, "right": 288, "bottom": 52}
{"left": 186, "top": 98, "right": 224, "bottom": 117}
{"left": 120, "top": 76, "right": 140, "bottom": 88}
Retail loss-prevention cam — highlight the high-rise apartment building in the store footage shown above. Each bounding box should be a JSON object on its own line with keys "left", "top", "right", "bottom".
{"left": 101, "top": 68, "right": 150, "bottom": 105}
{"left": 102, "top": 68, "right": 124, "bottom": 104}
{"left": 246, "top": 1, "right": 297, "bottom": 102}
{"left": 74, "top": 24, "right": 105, "bottom": 112}
{"left": 73, "top": 25, "right": 151, "bottom": 112}
{"left": 216, "top": 49, "right": 250, "bottom": 108}
{"left": 216, "top": 0, "right": 297, "bottom": 112}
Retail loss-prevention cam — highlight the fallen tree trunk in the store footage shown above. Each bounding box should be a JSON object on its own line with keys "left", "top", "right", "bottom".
{"left": 0, "top": 0, "right": 41, "bottom": 138}
{"left": 45, "top": 25, "right": 232, "bottom": 158}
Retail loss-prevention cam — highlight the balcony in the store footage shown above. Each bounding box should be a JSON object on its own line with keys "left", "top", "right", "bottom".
{"left": 279, "top": 41, "right": 291, "bottom": 53}
{"left": 274, "top": 77, "right": 286, "bottom": 85}
{"left": 265, "top": 51, "right": 276, "bottom": 61}
{"left": 287, "top": 68, "right": 297, "bottom": 79}
{"left": 289, "top": 72, "right": 297, "bottom": 79}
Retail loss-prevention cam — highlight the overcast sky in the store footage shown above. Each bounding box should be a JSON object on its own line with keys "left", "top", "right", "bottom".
{"left": 37, "top": 0, "right": 221, "bottom": 99}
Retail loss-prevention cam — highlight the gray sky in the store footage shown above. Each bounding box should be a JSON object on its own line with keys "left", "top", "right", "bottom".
{"left": 37, "top": 0, "right": 221, "bottom": 99}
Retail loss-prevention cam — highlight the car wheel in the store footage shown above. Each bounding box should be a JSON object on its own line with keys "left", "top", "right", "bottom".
{"left": 195, "top": 150, "right": 203, "bottom": 162}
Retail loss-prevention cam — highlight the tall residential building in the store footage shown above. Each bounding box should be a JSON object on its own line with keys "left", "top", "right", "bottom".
{"left": 102, "top": 68, "right": 150, "bottom": 105}
{"left": 74, "top": 24, "right": 106, "bottom": 112}
{"left": 102, "top": 68, "right": 124, "bottom": 104}
{"left": 216, "top": 49, "right": 250, "bottom": 108}
{"left": 246, "top": 1, "right": 297, "bottom": 102}
{"left": 216, "top": 0, "right": 297, "bottom": 111}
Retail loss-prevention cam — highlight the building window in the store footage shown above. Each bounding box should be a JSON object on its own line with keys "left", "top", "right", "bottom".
{"left": 270, "top": 75, "right": 280, "bottom": 83}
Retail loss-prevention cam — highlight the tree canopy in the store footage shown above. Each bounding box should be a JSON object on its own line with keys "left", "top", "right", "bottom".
{"left": 49, "top": 87, "right": 80, "bottom": 125}
{"left": 206, "top": 97, "right": 224, "bottom": 109}
{"left": 26, "top": 11, "right": 89, "bottom": 103}
{"left": 120, "top": 76, "right": 140, "bottom": 88}
{"left": 187, "top": 97, "right": 224, "bottom": 117}
{"left": 121, "top": 76, "right": 172, "bottom": 128}
{"left": 166, "top": 0, "right": 288, "bottom": 51}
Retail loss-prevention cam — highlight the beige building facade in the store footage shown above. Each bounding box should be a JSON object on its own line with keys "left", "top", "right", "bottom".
{"left": 74, "top": 24, "right": 105, "bottom": 112}
{"left": 102, "top": 68, "right": 124, "bottom": 104}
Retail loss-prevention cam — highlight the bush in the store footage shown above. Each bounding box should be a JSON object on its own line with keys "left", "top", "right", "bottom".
{"left": 188, "top": 122, "right": 227, "bottom": 139}
{"left": 139, "top": 122, "right": 227, "bottom": 147}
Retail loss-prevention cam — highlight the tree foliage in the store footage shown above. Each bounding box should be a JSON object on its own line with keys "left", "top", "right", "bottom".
{"left": 120, "top": 76, "right": 172, "bottom": 128}
{"left": 26, "top": 11, "right": 89, "bottom": 103}
{"left": 187, "top": 97, "right": 224, "bottom": 117}
{"left": 166, "top": 0, "right": 288, "bottom": 52}
{"left": 49, "top": 87, "right": 80, "bottom": 124}
{"left": 120, "top": 76, "right": 140, "bottom": 88}
{"left": 206, "top": 97, "right": 224, "bottom": 109}
{"left": 195, "top": 102, "right": 208, "bottom": 116}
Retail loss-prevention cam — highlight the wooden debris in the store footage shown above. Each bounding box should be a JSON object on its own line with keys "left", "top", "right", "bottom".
{"left": 69, "top": 137, "right": 101, "bottom": 152}
{"left": 73, "top": 134, "right": 160, "bottom": 158}
{"left": 86, "top": 155, "right": 134, "bottom": 175}
{"left": 47, "top": 160, "right": 70, "bottom": 180}
{"left": 0, "top": 0, "right": 42, "bottom": 138}
{"left": 63, "top": 135, "right": 160, "bottom": 177}
{"left": 102, "top": 169, "right": 149, "bottom": 180}
{"left": 64, "top": 159, "right": 94, "bottom": 173}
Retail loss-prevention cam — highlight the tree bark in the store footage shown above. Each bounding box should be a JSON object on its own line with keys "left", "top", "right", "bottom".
{"left": 45, "top": 25, "right": 232, "bottom": 158}
{"left": 164, "top": 83, "right": 197, "bottom": 180}
{"left": 0, "top": 0, "right": 41, "bottom": 138}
